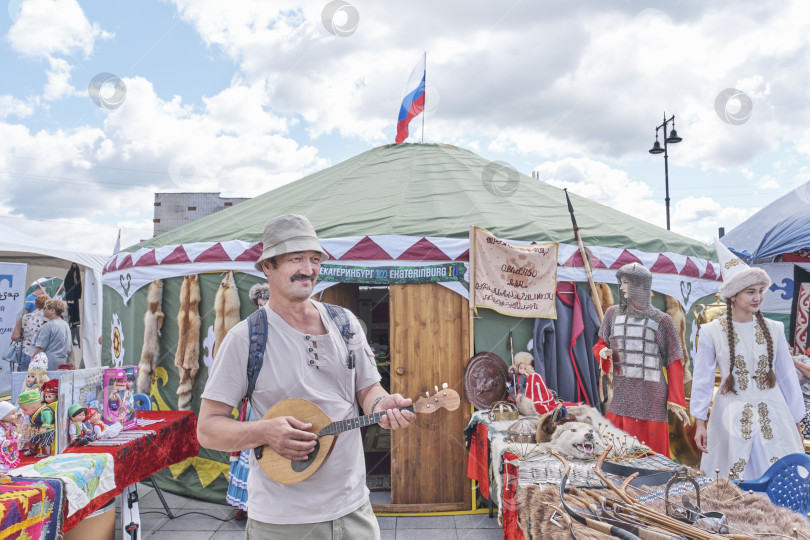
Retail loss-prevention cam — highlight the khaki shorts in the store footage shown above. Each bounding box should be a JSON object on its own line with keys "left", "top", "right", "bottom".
{"left": 245, "top": 499, "right": 380, "bottom": 540}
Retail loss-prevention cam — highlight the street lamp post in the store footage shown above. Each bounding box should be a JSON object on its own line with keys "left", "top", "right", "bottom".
{"left": 648, "top": 112, "right": 683, "bottom": 230}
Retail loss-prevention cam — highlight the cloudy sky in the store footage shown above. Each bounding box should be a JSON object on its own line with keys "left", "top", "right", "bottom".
{"left": 1, "top": 0, "right": 809, "bottom": 255}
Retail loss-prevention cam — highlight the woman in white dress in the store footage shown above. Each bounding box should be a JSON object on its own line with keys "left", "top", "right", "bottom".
{"left": 691, "top": 240, "right": 804, "bottom": 481}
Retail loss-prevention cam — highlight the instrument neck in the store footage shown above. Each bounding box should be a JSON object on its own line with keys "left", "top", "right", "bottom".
{"left": 319, "top": 405, "right": 415, "bottom": 436}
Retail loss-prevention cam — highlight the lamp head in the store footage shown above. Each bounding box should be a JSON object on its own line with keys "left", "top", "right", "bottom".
{"left": 666, "top": 129, "right": 682, "bottom": 144}
{"left": 649, "top": 139, "right": 665, "bottom": 154}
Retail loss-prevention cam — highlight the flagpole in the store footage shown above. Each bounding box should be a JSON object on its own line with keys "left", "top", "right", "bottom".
{"left": 421, "top": 51, "right": 425, "bottom": 143}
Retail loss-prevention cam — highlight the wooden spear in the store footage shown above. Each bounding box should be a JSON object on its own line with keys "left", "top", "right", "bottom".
{"left": 564, "top": 188, "right": 604, "bottom": 322}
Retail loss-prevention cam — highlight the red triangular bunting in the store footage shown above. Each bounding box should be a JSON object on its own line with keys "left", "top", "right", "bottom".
{"left": 397, "top": 238, "right": 448, "bottom": 261}
{"left": 235, "top": 243, "right": 262, "bottom": 262}
{"left": 563, "top": 250, "right": 607, "bottom": 269}
{"left": 455, "top": 249, "right": 469, "bottom": 262}
{"left": 701, "top": 263, "right": 718, "bottom": 281}
{"left": 679, "top": 257, "right": 700, "bottom": 278}
{"left": 609, "top": 249, "right": 643, "bottom": 269}
{"left": 339, "top": 236, "right": 390, "bottom": 260}
{"left": 650, "top": 254, "right": 677, "bottom": 274}
{"left": 134, "top": 250, "right": 158, "bottom": 268}
{"left": 161, "top": 245, "right": 191, "bottom": 265}
{"left": 196, "top": 243, "right": 231, "bottom": 263}
{"left": 116, "top": 254, "right": 133, "bottom": 271}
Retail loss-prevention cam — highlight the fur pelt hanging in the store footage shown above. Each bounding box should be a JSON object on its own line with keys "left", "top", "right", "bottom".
{"left": 665, "top": 294, "right": 692, "bottom": 384}
{"left": 138, "top": 279, "right": 164, "bottom": 393}
{"left": 594, "top": 282, "right": 613, "bottom": 311}
{"left": 213, "top": 271, "right": 240, "bottom": 359}
{"left": 175, "top": 274, "right": 201, "bottom": 411}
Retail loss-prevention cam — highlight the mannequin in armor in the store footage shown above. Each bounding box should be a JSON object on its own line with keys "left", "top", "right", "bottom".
{"left": 691, "top": 240, "right": 803, "bottom": 481}
{"left": 593, "top": 263, "right": 689, "bottom": 456}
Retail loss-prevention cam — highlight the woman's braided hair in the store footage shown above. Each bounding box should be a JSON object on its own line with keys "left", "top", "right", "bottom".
{"left": 721, "top": 298, "right": 736, "bottom": 395}
{"left": 720, "top": 298, "right": 775, "bottom": 395}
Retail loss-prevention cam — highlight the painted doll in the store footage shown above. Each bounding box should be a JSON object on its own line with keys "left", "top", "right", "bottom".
{"left": 123, "top": 370, "right": 137, "bottom": 423}
{"left": 17, "top": 389, "right": 55, "bottom": 458}
{"left": 41, "top": 379, "right": 59, "bottom": 405}
{"left": 104, "top": 373, "right": 126, "bottom": 425}
{"left": 67, "top": 403, "right": 93, "bottom": 445}
{"left": 86, "top": 407, "right": 106, "bottom": 440}
{"left": 0, "top": 401, "right": 20, "bottom": 473}
{"left": 20, "top": 353, "right": 49, "bottom": 395}
{"left": 508, "top": 351, "right": 562, "bottom": 416}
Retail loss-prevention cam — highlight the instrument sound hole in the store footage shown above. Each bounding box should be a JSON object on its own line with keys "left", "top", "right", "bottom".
{"left": 291, "top": 440, "right": 320, "bottom": 472}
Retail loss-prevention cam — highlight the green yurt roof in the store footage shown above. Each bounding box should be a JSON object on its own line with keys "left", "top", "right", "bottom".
{"left": 128, "top": 143, "right": 715, "bottom": 261}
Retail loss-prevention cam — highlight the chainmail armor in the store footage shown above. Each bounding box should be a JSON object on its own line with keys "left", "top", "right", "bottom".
{"left": 599, "top": 263, "right": 684, "bottom": 422}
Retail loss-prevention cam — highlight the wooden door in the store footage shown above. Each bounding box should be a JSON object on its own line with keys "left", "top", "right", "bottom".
{"left": 381, "top": 283, "right": 471, "bottom": 512}
{"left": 317, "top": 283, "right": 359, "bottom": 315}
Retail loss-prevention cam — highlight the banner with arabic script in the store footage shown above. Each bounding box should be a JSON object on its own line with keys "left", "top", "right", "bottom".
{"left": 471, "top": 227, "right": 557, "bottom": 318}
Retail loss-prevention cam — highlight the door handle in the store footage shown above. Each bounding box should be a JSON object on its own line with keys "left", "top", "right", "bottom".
{"left": 395, "top": 366, "right": 405, "bottom": 376}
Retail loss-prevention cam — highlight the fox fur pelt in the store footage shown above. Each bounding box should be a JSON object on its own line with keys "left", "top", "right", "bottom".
{"left": 175, "top": 274, "right": 201, "bottom": 411}
{"left": 213, "top": 270, "right": 240, "bottom": 359}
{"left": 665, "top": 294, "right": 692, "bottom": 384}
{"left": 138, "top": 279, "right": 164, "bottom": 393}
{"left": 517, "top": 478, "right": 810, "bottom": 539}
{"left": 594, "top": 282, "right": 613, "bottom": 312}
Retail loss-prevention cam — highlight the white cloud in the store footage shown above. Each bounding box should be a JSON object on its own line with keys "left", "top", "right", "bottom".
{"left": 7, "top": 0, "right": 112, "bottom": 58}
{"left": 0, "top": 95, "right": 35, "bottom": 119}
{"left": 0, "top": 75, "right": 328, "bottom": 252}
{"left": 43, "top": 57, "right": 76, "bottom": 101}
{"left": 672, "top": 196, "right": 754, "bottom": 243}
{"left": 532, "top": 157, "right": 755, "bottom": 244}
{"left": 533, "top": 157, "right": 665, "bottom": 228}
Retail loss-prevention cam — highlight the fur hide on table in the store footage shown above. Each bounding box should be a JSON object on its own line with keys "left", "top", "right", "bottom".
{"left": 517, "top": 478, "right": 810, "bottom": 540}
{"left": 138, "top": 279, "right": 164, "bottom": 393}
{"left": 175, "top": 274, "right": 201, "bottom": 411}
{"left": 213, "top": 270, "right": 240, "bottom": 359}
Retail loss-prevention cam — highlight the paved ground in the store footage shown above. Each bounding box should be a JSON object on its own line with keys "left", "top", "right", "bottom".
{"left": 112, "top": 483, "right": 504, "bottom": 539}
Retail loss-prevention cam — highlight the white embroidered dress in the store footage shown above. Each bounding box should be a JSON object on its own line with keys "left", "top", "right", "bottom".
{"left": 690, "top": 317, "right": 804, "bottom": 481}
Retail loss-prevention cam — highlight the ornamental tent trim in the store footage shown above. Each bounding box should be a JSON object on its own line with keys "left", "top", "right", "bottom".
{"left": 102, "top": 234, "right": 721, "bottom": 311}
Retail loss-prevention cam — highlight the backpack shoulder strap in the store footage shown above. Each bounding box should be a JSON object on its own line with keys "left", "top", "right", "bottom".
{"left": 323, "top": 302, "right": 354, "bottom": 346}
{"left": 245, "top": 308, "right": 268, "bottom": 402}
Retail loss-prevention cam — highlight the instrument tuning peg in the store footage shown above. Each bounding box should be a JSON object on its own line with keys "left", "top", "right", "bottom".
{"left": 434, "top": 385, "right": 439, "bottom": 393}
{"left": 442, "top": 382, "right": 448, "bottom": 389}
{"left": 425, "top": 391, "right": 430, "bottom": 398}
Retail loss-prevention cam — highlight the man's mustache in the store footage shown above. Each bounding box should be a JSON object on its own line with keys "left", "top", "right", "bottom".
{"left": 290, "top": 274, "right": 315, "bottom": 283}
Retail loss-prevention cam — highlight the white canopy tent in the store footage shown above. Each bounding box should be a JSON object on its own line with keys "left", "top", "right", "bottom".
{"left": 0, "top": 222, "right": 106, "bottom": 369}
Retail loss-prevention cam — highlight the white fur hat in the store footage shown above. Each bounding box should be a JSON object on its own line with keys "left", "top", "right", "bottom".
{"left": 715, "top": 239, "right": 771, "bottom": 300}
{"left": 0, "top": 401, "right": 15, "bottom": 420}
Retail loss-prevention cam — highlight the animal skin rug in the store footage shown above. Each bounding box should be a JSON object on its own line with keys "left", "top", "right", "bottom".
{"left": 213, "top": 270, "right": 240, "bottom": 359}
{"left": 138, "top": 279, "right": 164, "bottom": 393}
{"left": 518, "top": 478, "right": 810, "bottom": 539}
{"left": 175, "top": 274, "right": 201, "bottom": 411}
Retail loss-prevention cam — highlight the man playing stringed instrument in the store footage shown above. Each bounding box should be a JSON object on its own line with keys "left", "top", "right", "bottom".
{"left": 198, "top": 214, "right": 415, "bottom": 539}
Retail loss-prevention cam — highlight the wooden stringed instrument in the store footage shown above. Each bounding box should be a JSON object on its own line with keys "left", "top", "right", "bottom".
{"left": 256, "top": 384, "right": 460, "bottom": 485}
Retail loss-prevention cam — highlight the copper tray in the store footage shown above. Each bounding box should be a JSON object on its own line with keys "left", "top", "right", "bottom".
{"left": 464, "top": 352, "right": 509, "bottom": 410}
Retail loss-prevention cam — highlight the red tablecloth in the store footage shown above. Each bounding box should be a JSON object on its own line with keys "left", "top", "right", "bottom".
{"left": 17, "top": 410, "right": 200, "bottom": 532}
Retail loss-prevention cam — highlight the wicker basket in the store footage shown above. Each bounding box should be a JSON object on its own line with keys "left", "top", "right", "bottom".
{"left": 489, "top": 401, "right": 519, "bottom": 422}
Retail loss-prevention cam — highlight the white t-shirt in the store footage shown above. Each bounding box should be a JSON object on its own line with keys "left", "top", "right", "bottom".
{"left": 201, "top": 300, "right": 381, "bottom": 525}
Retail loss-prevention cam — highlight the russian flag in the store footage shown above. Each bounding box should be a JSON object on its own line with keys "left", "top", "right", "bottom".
{"left": 395, "top": 52, "right": 426, "bottom": 144}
